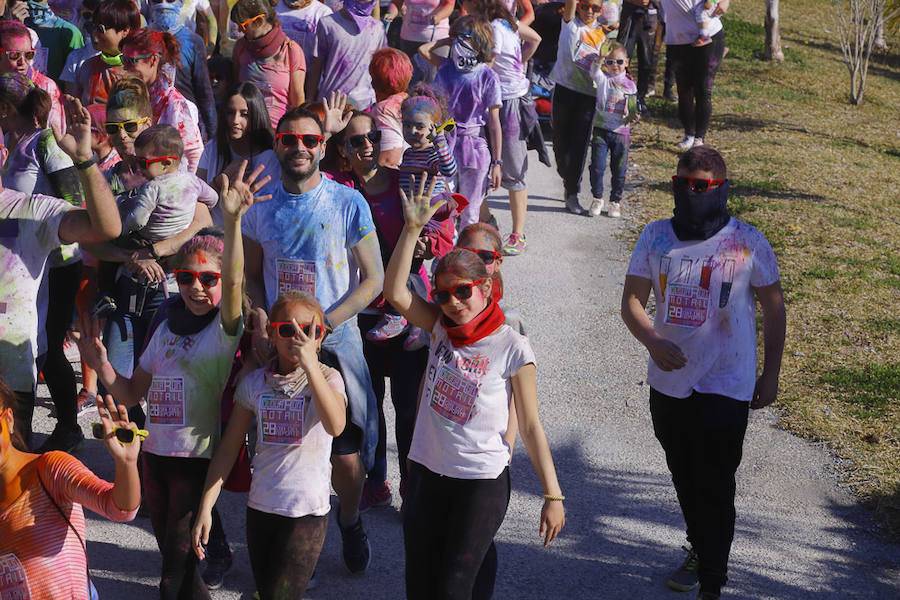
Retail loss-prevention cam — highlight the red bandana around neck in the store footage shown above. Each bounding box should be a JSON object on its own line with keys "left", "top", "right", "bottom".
{"left": 246, "top": 23, "right": 286, "bottom": 59}
{"left": 442, "top": 299, "right": 506, "bottom": 348}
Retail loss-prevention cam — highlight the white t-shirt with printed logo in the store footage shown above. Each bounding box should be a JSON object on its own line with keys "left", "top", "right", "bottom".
{"left": 0, "top": 189, "right": 71, "bottom": 393}
{"left": 236, "top": 366, "right": 346, "bottom": 518}
{"left": 138, "top": 313, "right": 242, "bottom": 459}
{"left": 409, "top": 322, "right": 535, "bottom": 479}
{"left": 491, "top": 19, "right": 530, "bottom": 100}
{"left": 626, "top": 218, "right": 780, "bottom": 401}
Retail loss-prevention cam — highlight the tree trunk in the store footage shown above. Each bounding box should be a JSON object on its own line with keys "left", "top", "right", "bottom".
{"left": 873, "top": 8, "right": 887, "bottom": 51}
{"left": 765, "top": 0, "right": 785, "bottom": 62}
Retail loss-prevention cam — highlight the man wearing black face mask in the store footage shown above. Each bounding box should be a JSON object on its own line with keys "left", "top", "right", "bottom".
{"left": 619, "top": 146, "right": 786, "bottom": 600}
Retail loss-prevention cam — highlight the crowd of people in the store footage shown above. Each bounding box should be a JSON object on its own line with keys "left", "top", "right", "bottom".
{"left": 0, "top": 0, "right": 786, "bottom": 599}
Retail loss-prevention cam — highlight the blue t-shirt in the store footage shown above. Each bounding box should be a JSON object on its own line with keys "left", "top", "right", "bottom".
{"left": 241, "top": 175, "right": 376, "bottom": 312}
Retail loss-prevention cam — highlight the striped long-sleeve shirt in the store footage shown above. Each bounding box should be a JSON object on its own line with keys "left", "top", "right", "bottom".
{"left": 0, "top": 452, "right": 137, "bottom": 599}
{"left": 398, "top": 132, "right": 458, "bottom": 198}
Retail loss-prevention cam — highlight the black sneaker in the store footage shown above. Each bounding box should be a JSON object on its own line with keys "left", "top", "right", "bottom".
{"left": 38, "top": 424, "right": 85, "bottom": 453}
{"left": 667, "top": 545, "right": 700, "bottom": 591}
{"left": 638, "top": 98, "right": 650, "bottom": 116}
{"left": 337, "top": 513, "right": 372, "bottom": 574}
{"left": 202, "top": 554, "right": 232, "bottom": 590}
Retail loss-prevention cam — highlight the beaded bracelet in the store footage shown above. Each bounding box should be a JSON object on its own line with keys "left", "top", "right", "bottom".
{"left": 543, "top": 494, "right": 565, "bottom": 502}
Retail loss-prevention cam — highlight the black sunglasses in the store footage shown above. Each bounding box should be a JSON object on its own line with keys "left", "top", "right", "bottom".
{"left": 459, "top": 247, "right": 500, "bottom": 265}
{"left": 346, "top": 130, "right": 381, "bottom": 149}
{"left": 174, "top": 269, "right": 221, "bottom": 288}
{"left": 92, "top": 422, "right": 149, "bottom": 444}
{"left": 275, "top": 133, "right": 324, "bottom": 149}
{"left": 431, "top": 279, "right": 486, "bottom": 305}
{"left": 271, "top": 322, "right": 325, "bottom": 340}
{"left": 671, "top": 175, "right": 726, "bottom": 193}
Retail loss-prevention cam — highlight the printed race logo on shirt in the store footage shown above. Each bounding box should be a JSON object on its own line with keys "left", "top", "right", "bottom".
{"left": 148, "top": 377, "right": 186, "bottom": 425}
{"left": 259, "top": 393, "right": 305, "bottom": 445}
{"left": 660, "top": 255, "right": 737, "bottom": 328}
{"left": 0, "top": 553, "right": 32, "bottom": 599}
{"left": 276, "top": 258, "right": 316, "bottom": 296}
{"left": 430, "top": 364, "right": 481, "bottom": 426}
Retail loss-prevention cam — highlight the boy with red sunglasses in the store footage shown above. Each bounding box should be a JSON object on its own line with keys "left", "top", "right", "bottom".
{"left": 621, "top": 146, "right": 786, "bottom": 600}
{"left": 112, "top": 123, "right": 218, "bottom": 252}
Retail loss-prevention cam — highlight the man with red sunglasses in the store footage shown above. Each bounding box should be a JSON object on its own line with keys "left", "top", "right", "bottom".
{"left": 242, "top": 106, "right": 383, "bottom": 575}
{"left": 621, "top": 147, "right": 786, "bottom": 600}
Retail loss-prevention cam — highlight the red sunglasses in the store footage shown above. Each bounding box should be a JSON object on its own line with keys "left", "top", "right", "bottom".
{"left": 137, "top": 155, "right": 178, "bottom": 169}
{"left": 577, "top": 2, "right": 602, "bottom": 11}
{"left": 431, "top": 279, "right": 486, "bottom": 305}
{"left": 672, "top": 175, "right": 725, "bottom": 193}
{"left": 271, "top": 321, "right": 325, "bottom": 340}
{"left": 174, "top": 269, "right": 221, "bottom": 288}
{"left": 275, "top": 133, "right": 324, "bottom": 149}
{"left": 459, "top": 247, "right": 501, "bottom": 265}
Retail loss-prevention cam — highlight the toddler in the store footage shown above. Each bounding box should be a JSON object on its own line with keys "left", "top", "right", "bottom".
{"left": 588, "top": 42, "right": 637, "bottom": 218}
{"left": 369, "top": 47, "right": 414, "bottom": 168}
{"left": 694, "top": 0, "right": 719, "bottom": 46}
{"left": 114, "top": 124, "right": 218, "bottom": 251}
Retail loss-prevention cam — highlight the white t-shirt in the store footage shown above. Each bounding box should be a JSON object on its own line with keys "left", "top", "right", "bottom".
{"left": 59, "top": 40, "right": 97, "bottom": 85}
{"left": 549, "top": 17, "right": 602, "bottom": 96}
{"left": 626, "top": 218, "right": 780, "bottom": 401}
{"left": 491, "top": 19, "right": 530, "bottom": 100}
{"left": 408, "top": 321, "right": 536, "bottom": 479}
{"left": 660, "top": 0, "right": 722, "bottom": 45}
{"left": 138, "top": 313, "right": 242, "bottom": 459}
{"left": 0, "top": 190, "right": 71, "bottom": 392}
{"left": 277, "top": 0, "right": 333, "bottom": 61}
{"left": 400, "top": 0, "right": 450, "bottom": 43}
{"left": 236, "top": 365, "right": 346, "bottom": 518}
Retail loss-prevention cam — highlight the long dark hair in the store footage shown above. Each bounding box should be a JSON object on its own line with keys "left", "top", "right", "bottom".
{"left": 216, "top": 82, "right": 275, "bottom": 167}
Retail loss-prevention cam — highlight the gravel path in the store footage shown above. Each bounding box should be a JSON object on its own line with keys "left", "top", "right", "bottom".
{"left": 32, "top": 150, "right": 900, "bottom": 599}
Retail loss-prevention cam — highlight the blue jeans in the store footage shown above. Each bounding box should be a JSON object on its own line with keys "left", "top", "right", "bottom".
{"left": 321, "top": 319, "right": 378, "bottom": 471}
{"left": 590, "top": 127, "right": 630, "bottom": 203}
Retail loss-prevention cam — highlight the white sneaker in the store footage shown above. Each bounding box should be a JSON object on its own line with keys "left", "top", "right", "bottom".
{"left": 589, "top": 198, "right": 605, "bottom": 217}
{"left": 676, "top": 136, "right": 695, "bottom": 150}
{"left": 608, "top": 201, "right": 621, "bottom": 218}
{"left": 692, "top": 137, "right": 705, "bottom": 148}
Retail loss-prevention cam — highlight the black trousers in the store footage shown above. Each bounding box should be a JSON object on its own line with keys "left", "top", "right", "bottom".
{"left": 666, "top": 31, "right": 726, "bottom": 138}
{"left": 246, "top": 508, "right": 327, "bottom": 600}
{"left": 404, "top": 463, "right": 510, "bottom": 600}
{"left": 42, "top": 260, "right": 83, "bottom": 428}
{"left": 620, "top": 5, "right": 659, "bottom": 99}
{"left": 550, "top": 84, "right": 596, "bottom": 195}
{"left": 650, "top": 387, "right": 749, "bottom": 595}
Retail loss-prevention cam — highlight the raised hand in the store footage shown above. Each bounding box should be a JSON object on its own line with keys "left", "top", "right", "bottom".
{"left": 322, "top": 91, "right": 352, "bottom": 135}
{"left": 96, "top": 394, "right": 141, "bottom": 465}
{"left": 70, "top": 314, "right": 109, "bottom": 371}
{"left": 53, "top": 96, "right": 93, "bottom": 163}
{"left": 399, "top": 172, "right": 440, "bottom": 232}
{"left": 216, "top": 160, "right": 272, "bottom": 221}
{"left": 289, "top": 318, "right": 321, "bottom": 373}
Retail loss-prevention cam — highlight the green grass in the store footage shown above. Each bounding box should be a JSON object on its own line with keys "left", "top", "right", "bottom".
{"left": 822, "top": 364, "right": 900, "bottom": 419}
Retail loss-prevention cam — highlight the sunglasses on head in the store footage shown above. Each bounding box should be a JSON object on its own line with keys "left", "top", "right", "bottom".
{"left": 671, "top": 175, "right": 726, "bottom": 193}
{"left": 271, "top": 321, "right": 325, "bottom": 340}
{"left": 604, "top": 58, "right": 626, "bottom": 65}
{"left": 122, "top": 52, "right": 155, "bottom": 67}
{"left": 578, "top": 2, "right": 601, "bottom": 11}
{"left": 459, "top": 247, "right": 500, "bottom": 265}
{"left": 431, "top": 279, "right": 486, "bottom": 305}
{"left": 346, "top": 130, "right": 381, "bottom": 149}
{"left": 275, "top": 132, "right": 324, "bottom": 149}
{"left": 104, "top": 117, "right": 149, "bottom": 135}
{"left": 136, "top": 155, "right": 178, "bottom": 169}
{"left": 239, "top": 14, "right": 266, "bottom": 30}
{"left": 174, "top": 269, "right": 221, "bottom": 288}
{"left": 1, "top": 49, "right": 36, "bottom": 62}
{"left": 92, "top": 422, "right": 149, "bottom": 444}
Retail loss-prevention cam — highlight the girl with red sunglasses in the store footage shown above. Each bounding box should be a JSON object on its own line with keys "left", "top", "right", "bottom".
{"left": 384, "top": 175, "right": 565, "bottom": 598}
{"left": 74, "top": 160, "right": 270, "bottom": 599}
{"left": 192, "top": 290, "right": 347, "bottom": 598}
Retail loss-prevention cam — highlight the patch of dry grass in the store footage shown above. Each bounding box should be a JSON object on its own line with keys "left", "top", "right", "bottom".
{"left": 625, "top": 1, "right": 900, "bottom": 532}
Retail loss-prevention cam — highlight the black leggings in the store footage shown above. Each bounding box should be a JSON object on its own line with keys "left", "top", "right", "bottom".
{"left": 245, "top": 507, "right": 327, "bottom": 600}
{"left": 142, "top": 453, "right": 211, "bottom": 600}
{"left": 404, "top": 462, "right": 510, "bottom": 600}
{"left": 42, "top": 261, "right": 82, "bottom": 428}
{"left": 667, "top": 31, "right": 726, "bottom": 139}
{"left": 550, "top": 84, "right": 597, "bottom": 195}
